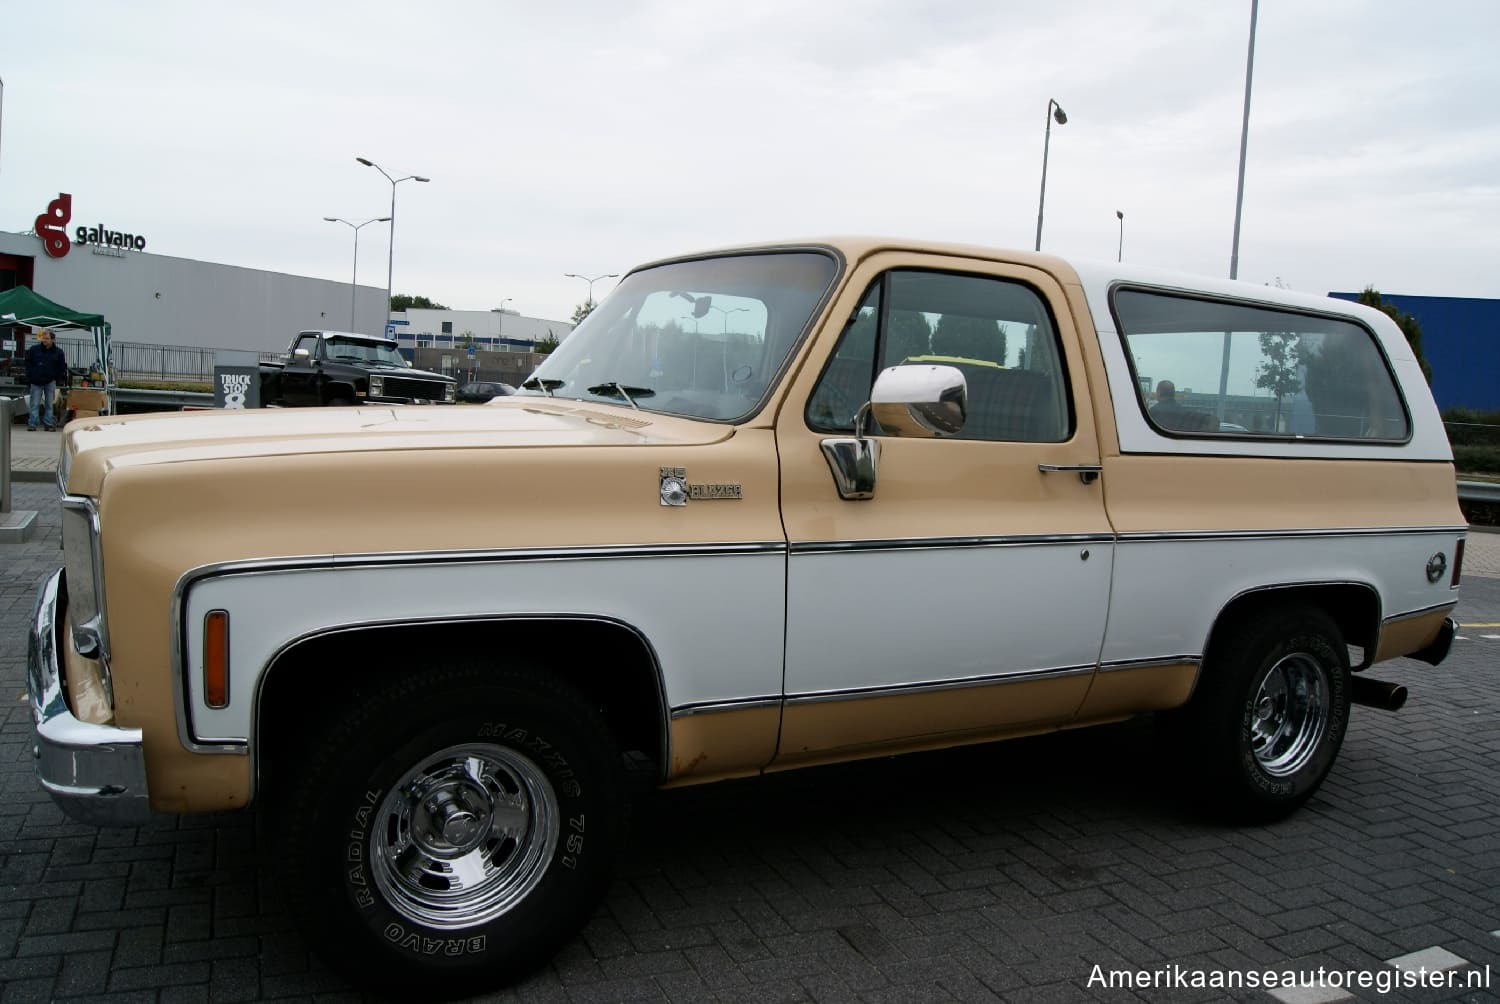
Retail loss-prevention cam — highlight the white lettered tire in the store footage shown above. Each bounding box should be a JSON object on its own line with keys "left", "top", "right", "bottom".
{"left": 1171, "top": 606, "right": 1352, "bottom": 822}
{"left": 275, "top": 665, "right": 626, "bottom": 996}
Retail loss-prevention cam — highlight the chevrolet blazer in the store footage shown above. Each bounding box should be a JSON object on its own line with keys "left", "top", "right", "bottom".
{"left": 28, "top": 237, "right": 1462, "bottom": 994}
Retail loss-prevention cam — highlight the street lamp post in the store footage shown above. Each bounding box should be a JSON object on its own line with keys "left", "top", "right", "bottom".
{"left": 1116, "top": 209, "right": 1124, "bottom": 262}
{"left": 495, "top": 297, "right": 512, "bottom": 346}
{"left": 1033, "top": 98, "right": 1068, "bottom": 253}
{"left": 708, "top": 305, "right": 748, "bottom": 335}
{"left": 356, "top": 157, "right": 430, "bottom": 332}
{"left": 323, "top": 215, "right": 390, "bottom": 331}
{"left": 564, "top": 272, "right": 620, "bottom": 314}
{"left": 1229, "top": 0, "right": 1259, "bottom": 280}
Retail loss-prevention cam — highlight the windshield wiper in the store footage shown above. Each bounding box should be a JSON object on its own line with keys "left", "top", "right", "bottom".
{"left": 521, "top": 377, "right": 563, "bottom": 397}
{"left": 586, "top": 382, "right": 656, "bottom": 409}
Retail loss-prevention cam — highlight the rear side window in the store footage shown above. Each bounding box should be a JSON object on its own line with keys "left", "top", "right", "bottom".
{"left": 1113, "top": 288, "right": 1410, "bottom": 442}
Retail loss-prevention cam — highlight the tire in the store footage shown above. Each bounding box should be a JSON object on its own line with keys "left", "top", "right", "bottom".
{"left": 274, "top": 664, "right": 627, "bottom": 997}
{"left": 326, "top": 394, "right": 354, "bottom": 407}
{"left": 1173, "top": 606, "right": 1351, "bottom": 822}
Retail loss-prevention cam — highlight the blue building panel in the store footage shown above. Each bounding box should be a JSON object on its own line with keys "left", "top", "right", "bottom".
{"left": 1328, "top": 292, "right": 1500, "bottom": 413}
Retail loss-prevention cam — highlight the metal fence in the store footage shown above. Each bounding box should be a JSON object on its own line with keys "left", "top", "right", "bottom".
{"left": 112, "top": 343, "right": 282, "bottom": 384}
{"left": 4, "top": 338, "right": 281, "bottom": 386}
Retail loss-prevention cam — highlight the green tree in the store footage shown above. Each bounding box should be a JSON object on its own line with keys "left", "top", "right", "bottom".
{"left": 1256, "top": 330, "right": 1305, "bottom": 430}
{"left": 886, "top": 310, "right": 932, "bottom": 362}
{"left": 571, "top": 301, "right": 595, "bottom": 325}
{"left": 932, "top": 315, "right": 1006, "bottom": 365}
{"left": 534, "top": 332, "right": 560, "bottom": 355}
{"left": 389, "top": 293, "right": 449, "bottom": 311}
{"left": 1357, "top": 287, "right": 1432, "bottom": 384}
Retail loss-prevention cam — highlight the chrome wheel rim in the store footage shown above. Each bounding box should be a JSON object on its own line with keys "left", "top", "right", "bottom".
{"left": 1249, "top": 653, "right": 1329, "bottom": 777}
{"left": 370, "top": 743, "right": 558, "bottom": 930}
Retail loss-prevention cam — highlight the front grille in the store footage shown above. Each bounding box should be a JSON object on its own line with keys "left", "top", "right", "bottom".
{"left": 380, "top": 377, "right": 449, "bottom": 401}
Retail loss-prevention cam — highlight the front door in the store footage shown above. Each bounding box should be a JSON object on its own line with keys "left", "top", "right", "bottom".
{"left": 279, "top": 332, "right": 323, "bottom": 406}
{"left": 774, "top": 254, "right": 1114, "bottom": 766}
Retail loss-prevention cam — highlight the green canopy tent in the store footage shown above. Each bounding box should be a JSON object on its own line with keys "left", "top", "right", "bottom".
{"left": 0, "top": 286, "right": 112, "bottom": 389}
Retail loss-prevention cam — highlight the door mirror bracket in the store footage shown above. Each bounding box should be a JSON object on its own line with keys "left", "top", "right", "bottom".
{"left": 819, "top": 365, "right": 967, "bottom": 500}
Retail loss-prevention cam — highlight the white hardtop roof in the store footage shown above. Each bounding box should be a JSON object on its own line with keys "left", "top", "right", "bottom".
{"left": 1064, "top": 257, "right": 1385, "bottom": 329}
{"left": 301, "top": 329, "right": 397, "bottom": 343}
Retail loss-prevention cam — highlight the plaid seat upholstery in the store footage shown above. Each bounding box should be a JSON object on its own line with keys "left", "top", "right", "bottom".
{"left": 953, "top": 364, "right": 1063, "bottom": 442}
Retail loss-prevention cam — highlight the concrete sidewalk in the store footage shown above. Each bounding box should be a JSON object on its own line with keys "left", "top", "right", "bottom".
{"left": 6, "top": 422, "right": 61, "bottom": 483}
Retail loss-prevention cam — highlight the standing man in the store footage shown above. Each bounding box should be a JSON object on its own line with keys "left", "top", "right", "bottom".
{"left": 24, "top": 327, "right": 70, "bottom": 431}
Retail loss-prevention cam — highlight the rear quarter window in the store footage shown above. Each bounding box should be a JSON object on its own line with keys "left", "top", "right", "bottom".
{"left": 1111, "top": 288, "right": 1410, "bottom": 442}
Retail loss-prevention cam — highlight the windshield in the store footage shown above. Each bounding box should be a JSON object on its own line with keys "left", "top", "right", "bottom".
{"left": 325, "top": 337, "right": 408, "bottom": 367}
{"left": 520, "top": 251, "right": 839, "bottom": 421}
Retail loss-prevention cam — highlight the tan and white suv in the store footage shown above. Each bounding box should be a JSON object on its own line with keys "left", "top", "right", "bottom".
{"left": 29, "top": 237, "right": 1462, "bottom": 994}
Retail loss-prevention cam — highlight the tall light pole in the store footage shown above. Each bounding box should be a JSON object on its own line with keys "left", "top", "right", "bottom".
{"left": 356, "top": 157, "right": 429, "bottom": 330}
{"left": 1229, "top": 0, "right": 1259, "bottom": 280}
{"left": 564, "top": 272, "right": 620, "bottom": 314}
{"left": 323, "top": 215, "right": 390, "bottom": 331}
{"left": 494, "top": 297, "right": 512, "bottom": 346}
{"left": 1034, "top": 98, "right": 1068, "bottom": 253}
{"left": 708, "top": 305, "right": 748, "bottom": 335}
{"left": 1116, "top": 210, "right": 1124, "bottom": 262}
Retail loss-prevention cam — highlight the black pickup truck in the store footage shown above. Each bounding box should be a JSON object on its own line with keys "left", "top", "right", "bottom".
{"left": 260, "top": 330, "right": 456, "bottom": 406}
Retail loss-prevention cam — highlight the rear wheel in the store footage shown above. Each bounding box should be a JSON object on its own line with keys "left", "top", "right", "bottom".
{"left": 274, "top": 665, "right": 626, "bottom": 997}
{"left": 1172, "top": 607, "right": 1351, "bottom": 822}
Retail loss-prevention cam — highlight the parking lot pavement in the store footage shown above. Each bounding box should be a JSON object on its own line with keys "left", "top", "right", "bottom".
{"left": 2, "top": 480, "right": 1497, "bottom": 1002}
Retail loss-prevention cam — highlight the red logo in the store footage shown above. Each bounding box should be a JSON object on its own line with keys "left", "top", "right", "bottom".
{"left": 36, "top": 193, "right": 73, "bottom": 258}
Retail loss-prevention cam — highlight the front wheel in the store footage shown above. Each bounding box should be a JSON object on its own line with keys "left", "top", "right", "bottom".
{"left": 274, "top": 665, "right": 626, "bottom": 997}
{"left": 1170, "top": 607, "right": 1351, "bottom": 822}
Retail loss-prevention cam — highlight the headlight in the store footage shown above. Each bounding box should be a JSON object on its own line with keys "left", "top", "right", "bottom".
{"left": 369, "top": 376, "right": 385, "bottom": 397}
{"left": 444, "top": 383, "right": 456, "bottom": 402}
{"left": 60, "top": 496, "right": 108, "bottom": 661}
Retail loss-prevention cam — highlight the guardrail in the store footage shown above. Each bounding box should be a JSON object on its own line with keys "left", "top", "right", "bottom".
{"left": 1458, "top": 480, "right": 1500, "bottom": 504}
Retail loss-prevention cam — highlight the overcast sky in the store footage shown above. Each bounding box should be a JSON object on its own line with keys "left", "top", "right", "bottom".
{"left": 3, "top": 1, "right": 1497, "bottom": 324}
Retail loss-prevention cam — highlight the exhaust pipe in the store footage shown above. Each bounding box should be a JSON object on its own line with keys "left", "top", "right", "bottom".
{"left": 1351, "top": 676, "right": 1407, "bottom": 712}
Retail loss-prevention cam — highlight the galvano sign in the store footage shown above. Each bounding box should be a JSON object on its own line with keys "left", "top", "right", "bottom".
{"left": 34, "top": 192, "right": 148, "bottom": 259}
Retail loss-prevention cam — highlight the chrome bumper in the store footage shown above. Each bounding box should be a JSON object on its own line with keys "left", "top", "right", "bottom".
{"left": 27, "top": 569, "right": 152, "bottom": 826}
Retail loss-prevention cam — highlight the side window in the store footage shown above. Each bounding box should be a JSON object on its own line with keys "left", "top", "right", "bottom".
{"left": 807, "top": 270, "right": 1073, "bottom": 443}
{"left": 1113, "top": 289, "right": 1410, "bottom": 441}
{"left": 293, "top": 334, "right": 320, "bottom": 358}
{"left": 807, "top": 282, "right": 879, "bottom": 430}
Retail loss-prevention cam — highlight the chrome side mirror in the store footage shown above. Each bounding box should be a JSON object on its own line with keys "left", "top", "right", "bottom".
{"left": 293, "top": 348, "right": 311, "bottom": 361}
{"left": 869, "top": 364, "right": 967, "bottom": 438}
{"left": 819, "top": 364, "right": 967, "bottom": 500}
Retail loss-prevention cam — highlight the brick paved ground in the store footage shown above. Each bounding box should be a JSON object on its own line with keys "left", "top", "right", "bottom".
{"left": 2, "top": 479, "right": 1497, "bottom": 1002}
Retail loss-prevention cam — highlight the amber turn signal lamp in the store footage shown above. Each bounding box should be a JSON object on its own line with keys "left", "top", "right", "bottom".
{"left": 204, "top": 610, "right": 230, "bottom": 709}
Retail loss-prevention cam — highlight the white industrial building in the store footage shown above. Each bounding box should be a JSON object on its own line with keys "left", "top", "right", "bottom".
{"left": 392, "top": 308, "right": 573, "bottom": 354}
{"left": 0, "top": 230, "right": 388, "bottom": 355}
{"left": 0, "top": 224, "right": 573, "bottom": 364}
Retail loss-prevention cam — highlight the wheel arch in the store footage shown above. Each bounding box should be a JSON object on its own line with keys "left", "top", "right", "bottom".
{"left": 1203, "top": 580, "right": 1382, "bottom": 672}
{"left": 321, "top": 380, "right": 359, "bottom": 404}
{"left": 254, "top": 614, "right": 670, "bottom": 801}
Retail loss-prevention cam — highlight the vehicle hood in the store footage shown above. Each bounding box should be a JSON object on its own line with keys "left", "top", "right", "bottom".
{"left": 60, "top": 398, "right": 733, "bottom": 497}
{"left": 365, "top": 363, "right": 452, "bottom": 382}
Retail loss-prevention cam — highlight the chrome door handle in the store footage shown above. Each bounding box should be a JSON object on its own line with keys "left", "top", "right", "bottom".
{"left": 1038, "top": 464, "right": 1102, "bottom": 485}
